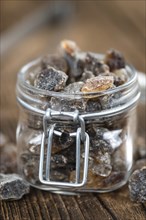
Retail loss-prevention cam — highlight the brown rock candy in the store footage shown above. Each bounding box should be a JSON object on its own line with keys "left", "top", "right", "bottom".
{"left": 113, "top": 68, "right": 128, "bottom": 86}
{"left": 102, "top": 171, "right": 125, "bottom": 187}
{"left": 101, "top": 69, "right": 128, "bottom": 87}
{"left": 104, "top": 49, "right": 125, "bottom": 71}
{"left": 84, "top": 52, "right": 110, "bottom": 76}
{"left": 91, "top": 152, "right": 112, "bottom": 177}
{"left": 69, "top": 169, "right": 98, "bottom": 187}
{"left": 60, "top": 40, "right": 79, "bottom": 56}
{"left": 81, "top": 76, "right": 114, "bottom": 93}
{"left": 60, "top": 41, "right": 111, "bottom": 79}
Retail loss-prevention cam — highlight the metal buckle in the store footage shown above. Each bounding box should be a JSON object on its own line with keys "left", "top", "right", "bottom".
{"left": 39, "top": 109, "right": 89, "bottom": 188}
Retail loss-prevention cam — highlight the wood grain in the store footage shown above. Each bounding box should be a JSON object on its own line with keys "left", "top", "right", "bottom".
{"left": 1, "top": 187, "right": 146, "bottom": 220}
{"left": 0, "top": 1, "right": 146, "bottom": 220}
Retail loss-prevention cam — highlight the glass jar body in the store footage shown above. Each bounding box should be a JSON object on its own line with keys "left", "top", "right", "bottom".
{"left": 16, "top": 106, "right": 137, "bottom": 193}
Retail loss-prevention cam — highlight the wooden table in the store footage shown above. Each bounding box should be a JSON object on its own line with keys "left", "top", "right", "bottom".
{"left": 0, "top": 1, "right": 146, "bottom": 219}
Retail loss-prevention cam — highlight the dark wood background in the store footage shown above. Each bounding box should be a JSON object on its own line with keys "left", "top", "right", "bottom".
{"left": 0, "top": 1, "right": 146, "bottom": 220}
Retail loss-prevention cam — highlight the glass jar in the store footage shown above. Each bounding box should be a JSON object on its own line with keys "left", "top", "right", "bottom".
{"left": 16, "top": 56, "right": 140, "bottom": 194}
{"left": 137, "top": 72, "right": 146, "bottom": 158}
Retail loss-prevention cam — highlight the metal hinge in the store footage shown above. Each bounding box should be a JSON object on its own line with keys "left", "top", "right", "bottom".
{"left": 39, "top": 108, "right": 89, "bottom": 188}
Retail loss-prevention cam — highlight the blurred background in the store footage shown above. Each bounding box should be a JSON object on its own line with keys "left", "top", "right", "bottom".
{"left": 0, "top": 0, "right": 145, "bottom": 142}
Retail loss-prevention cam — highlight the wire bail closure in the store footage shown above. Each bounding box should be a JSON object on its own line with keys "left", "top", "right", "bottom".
{"left": 39, "top": 108, "right": 90, "bottom": 188}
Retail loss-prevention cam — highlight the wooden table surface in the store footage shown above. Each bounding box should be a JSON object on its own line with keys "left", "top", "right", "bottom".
{"left": 0, "top": 1, "right": 146, "bottom": 220}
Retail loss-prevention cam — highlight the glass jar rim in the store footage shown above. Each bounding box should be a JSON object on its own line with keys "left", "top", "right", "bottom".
{"left": 17, "top": 55, "right": 138, "bottom": 99}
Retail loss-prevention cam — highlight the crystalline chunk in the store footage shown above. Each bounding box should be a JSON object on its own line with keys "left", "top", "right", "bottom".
{"left": 102, "top": 171, "right": 125, "bottom": 187}
{"left": 113, "top": 68, "right": 128, "bottom": 86}
{"left": 100, "top": 69, "right": 128, "bottom": 87}
{"left": 89, "top": 127, "right": 117, "bottom": 154}
{"left": 50, "top": 144, "right": 76, "bottom": 181}
{"left": 66, "top": 52, "right": 86, "bottom": 78}
{"left": 50, "top": 97, "right": 86, "bottom": 112}
{"left": 91, "top": 139, "right": 113, "bottom": 154}
{"left": 51, "top": 155, "right": 68, "bottom": 169}
{"left": 59, "top": 131, "right": 74, "bottom": 148}
{"left": 85, "top": 98, "right": 102, "bottom": 112}
{"left": 84, "top": 53, "right": 110, "bottom": 75}
{"left": 41, "top": 55, "right": 68, "bottom": 73}
{"left": 128, "top": 167, "right": 146, "bottom": 203}
{"left": 29, "top": 133, "right": 42, "bottom": 146}
{"left": 91, "top": 163, "right": 112, "bottom": 177}
{"left": 81, "top": 76, "right": 114, "bottom": 93}
{"left": 60, "top": 40, "right": 79, "bottom": 56}
{"left": 80, "top": 71, "right": 95, "bottom": 82}
{"left": 64, "top": 82, "right": 84, "bottom": 94}
{"left": 34, "top": 67, "right": 68, "bottom": 91}
{"left": 91, "top": 152, "right": 112, "bottom": 177}
{"left": 103, "top": 129, "right": 122, "bottom": 150}
{"left": 28, "top": 133, "right": 42, "bottom": 154}
{"left": 50, "top": 170, "right": 69, "bottom": 181}
{"left": 22, "top": 155, "right": 39, "bottom": 184}
{"left": 105, "top": 49, "right": 125, "bottom": 71}
{"left": 0, "top": 174, "right": 30, "bottom": 200}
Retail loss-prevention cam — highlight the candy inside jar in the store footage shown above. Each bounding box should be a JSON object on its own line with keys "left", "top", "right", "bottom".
{"left": 16, "top": 40, "right": 140, "bottom": 193}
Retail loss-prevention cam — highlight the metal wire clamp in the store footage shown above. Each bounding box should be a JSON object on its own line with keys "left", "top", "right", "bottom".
{"left": 39, "top": 108, "right": 90, "bottom": 188}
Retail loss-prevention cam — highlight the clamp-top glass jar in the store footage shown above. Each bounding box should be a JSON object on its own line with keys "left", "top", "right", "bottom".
{"left": 16, "top": 56, "right": 140, "bottom": 194}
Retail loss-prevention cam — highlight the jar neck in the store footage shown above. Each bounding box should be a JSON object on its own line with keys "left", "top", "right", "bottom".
{"left": 16, "top": 58, "right": 140, "bottom": 118}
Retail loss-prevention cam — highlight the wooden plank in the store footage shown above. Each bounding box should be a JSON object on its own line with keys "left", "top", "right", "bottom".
{"left": 97, "top": 186, "right": 146, "bottom": 220}
{"left": 1, "top": 188, "right": 145, "bottom": 220}
{"left": 75, "top": 194, "right": 113, "bottom": 220}
{"left": 60, "top": 195, "right": 85, "bottom": 220}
